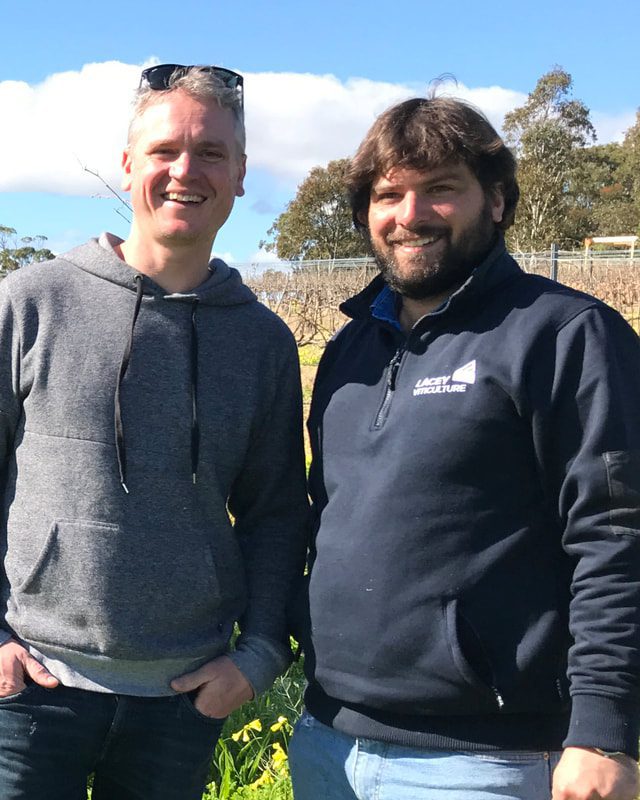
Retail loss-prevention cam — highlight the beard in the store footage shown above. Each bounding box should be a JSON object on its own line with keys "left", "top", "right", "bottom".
{"left": 369, "top": 199, "right": 498, "bottom": 300}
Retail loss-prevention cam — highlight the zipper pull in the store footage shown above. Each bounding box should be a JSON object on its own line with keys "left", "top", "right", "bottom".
{"left": 387, "top": 347, "right": 404, "bottom": 390}
{"left": 492, "top": 687, "right": 505, "bottom": 709}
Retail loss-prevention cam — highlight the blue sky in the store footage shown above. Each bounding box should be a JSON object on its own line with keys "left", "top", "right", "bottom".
{"left": 1, "top": 0, "right": 638, "bottom": 266}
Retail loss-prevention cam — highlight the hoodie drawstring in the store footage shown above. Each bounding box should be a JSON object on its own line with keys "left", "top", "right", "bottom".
{"left": 190, "top": 299, "right": 200, "bottom": 484}
{"left": 114, "top": 280, "right": 202, "bottom": 492}
{"left": 114, "top": 274, "right": 144, "bottom": 493}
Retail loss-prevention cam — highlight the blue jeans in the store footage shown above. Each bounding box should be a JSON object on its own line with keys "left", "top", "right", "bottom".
{"left": 0, "top": 683, "right": 224, "bottom": 799}
{"left": 289, "top": 710, "right": 562, "bottom": 800}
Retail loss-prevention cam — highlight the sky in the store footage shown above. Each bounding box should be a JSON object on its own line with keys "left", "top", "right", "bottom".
{"left": 1, "top": 0, "right": 638, "bottom": 267}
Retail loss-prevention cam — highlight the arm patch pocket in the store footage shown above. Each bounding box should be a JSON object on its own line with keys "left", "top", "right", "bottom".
{"left": 604, "top": 450, "right": 640, "bottom": 536}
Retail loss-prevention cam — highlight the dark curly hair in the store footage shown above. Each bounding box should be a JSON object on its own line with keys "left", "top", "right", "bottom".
{"left": 348, "top": 96, "right": 519, "bottom": 232}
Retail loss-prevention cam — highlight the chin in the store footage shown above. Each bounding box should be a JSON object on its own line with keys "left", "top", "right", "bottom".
{"left": 381, "top": 257, "right": 475, "bottom": 300}
{"left": 158, "top": 228, "right": 207, "bottom": 246}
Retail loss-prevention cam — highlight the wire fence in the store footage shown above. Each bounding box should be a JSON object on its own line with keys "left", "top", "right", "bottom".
{"left": 1, "top": 249, "right": 636, "bottom": 344}
{"left": 521, "top": 250, "right": 640, "bottom": 333}
{"left": 241, "top": 249, "right": 640, "bottom": 343}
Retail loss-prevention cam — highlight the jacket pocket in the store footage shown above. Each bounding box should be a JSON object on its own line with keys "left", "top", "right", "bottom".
{"left": 8, "top": 518, "right": 224, "bottom": 659}
{"left": 604, "top": 450, "right": 640, "bottom": 535}
{"left": 444, "top": 599, "right": 505, "bottom": 709}
{"left": 312, "top": 594, "right": 504, "bottom": 715}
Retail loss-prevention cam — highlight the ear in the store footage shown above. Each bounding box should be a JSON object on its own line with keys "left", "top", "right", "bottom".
{"left": 489, "top": 184, "right": 505, "bottom": 224}
{"left": 235, "top": 154, "right": 247, "bottom": 198}
{"left": 121, "top": 148, "right": 132, "bottom": 192}
{"left": 356, "top": 207, "right": 369, "bottom": 228}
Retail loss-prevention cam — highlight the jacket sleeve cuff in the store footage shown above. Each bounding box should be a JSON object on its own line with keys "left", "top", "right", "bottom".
{"left": 227, "top": 635, "right": 293, "bottom": 697}
{"left": 564, "top": 694, "right": 640, "bottom": 759}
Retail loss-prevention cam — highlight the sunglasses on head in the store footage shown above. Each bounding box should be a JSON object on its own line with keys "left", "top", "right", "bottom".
{"left": 139, "top": 64, "right": 244, "bottom": 109}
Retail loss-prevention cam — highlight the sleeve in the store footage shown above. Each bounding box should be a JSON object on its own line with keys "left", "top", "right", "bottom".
{"left": 530, "top": 304, "right": 640, "bottom": 757}
{"left": 225, "top": 332, "right": 310, "bottom": 695}
{"left": 0, "top": 279, "right": 24, "bottom": 645}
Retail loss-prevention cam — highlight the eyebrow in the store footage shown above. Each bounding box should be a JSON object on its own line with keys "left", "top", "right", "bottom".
{"left": 373, "top": 168, "right": 466, "bottom": 191}
{"left": 146, "top": 137, "right": 230, "bottom": 150}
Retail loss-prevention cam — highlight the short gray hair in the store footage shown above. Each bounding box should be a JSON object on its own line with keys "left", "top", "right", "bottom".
{"left": 128, "top": 67, "right": 246, "bottom": 156}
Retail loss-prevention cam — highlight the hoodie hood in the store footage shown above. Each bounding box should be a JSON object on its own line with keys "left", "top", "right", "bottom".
{"left": 61, "top": 235, "right": 256, "bottom": 307}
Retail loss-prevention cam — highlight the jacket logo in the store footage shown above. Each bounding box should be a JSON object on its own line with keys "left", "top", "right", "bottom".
{"left": 413, "top": 360, "right": 476, "bottom": 396}
{"left": 451, "top": 360, "right": 476, "bottom": 384}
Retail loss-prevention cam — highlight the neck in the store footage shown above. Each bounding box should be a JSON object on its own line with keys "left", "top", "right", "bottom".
{"left": 117, "top": 233, "right": 214, "bottom": 293}
{"left": 399, "top": 291, "right": 451, "bottom": 332}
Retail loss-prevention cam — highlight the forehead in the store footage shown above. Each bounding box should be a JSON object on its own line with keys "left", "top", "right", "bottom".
{"left": 372, "top": 161, "right": 476, "bottom": 189}
{"left": 132, "top": 91, "right": 236, "bottom": 143}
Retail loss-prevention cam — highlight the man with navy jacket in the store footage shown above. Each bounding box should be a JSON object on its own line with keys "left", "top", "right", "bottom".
{"left": 289, "top": 97, "right": 640, "bottom": 800}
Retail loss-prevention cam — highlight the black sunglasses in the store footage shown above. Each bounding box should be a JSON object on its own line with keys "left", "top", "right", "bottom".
{"left": 139, "top": 64, "right": 244, "bottom": 109}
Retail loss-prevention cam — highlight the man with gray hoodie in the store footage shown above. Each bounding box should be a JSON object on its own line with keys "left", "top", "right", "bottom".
{"left": 0, "top": 64, "right": 308, "bottom": 799}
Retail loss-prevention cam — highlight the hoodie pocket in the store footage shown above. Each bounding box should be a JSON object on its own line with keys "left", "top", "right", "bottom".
{"left": 9, "top": 518, "right": 224, "bottom": 659}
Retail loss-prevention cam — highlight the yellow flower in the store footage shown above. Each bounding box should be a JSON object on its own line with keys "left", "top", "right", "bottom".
{"left": 271, "top": 742, "right": 289, "bottom": 774}
{"left": 231, "top": 718, "right": 262, "bottom": 742}
{"left": 270, "top": 715, "right": 289, "bottom": 733}
{"left": 248, "top": 770, "right": 273, "bottom": 789}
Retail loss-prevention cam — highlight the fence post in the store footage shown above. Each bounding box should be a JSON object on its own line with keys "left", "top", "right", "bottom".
{"left": 550, "top": 243, "right": 559, "bottom": 281}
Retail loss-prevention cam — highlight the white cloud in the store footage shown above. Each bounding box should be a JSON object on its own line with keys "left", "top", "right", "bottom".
{"left": 246, "top": 76, "right": 528, "bottom": 182}
{"left": 248, "top": 248, "right": 281, "bottom": 264}
{"left": 233, "top": 248, "right": 291, "bottom": 276}
{"left": 246, "top": 73, "right": 412, "bottom": 181}
{"left": 591, "top": 110, "right": 637, "bottom": 143}
{"left": 211, "top": 249, "right": 236, "bottom": 263}
{"left": 0, "top": 62, "right": 141, "bottom": 194}
{"left": 0, "top": 61, "right": 634, "bottom": 196}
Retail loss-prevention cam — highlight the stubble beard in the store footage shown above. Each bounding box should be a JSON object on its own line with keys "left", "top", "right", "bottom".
{"left": 369, "top": 201, "right": 498, "bottom": 301}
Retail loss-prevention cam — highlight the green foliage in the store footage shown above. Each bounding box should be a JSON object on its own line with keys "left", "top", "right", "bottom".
{"left": 203, "top": 660, "right": 304, "bottom": 799}
{"left": 565, "top": 112, "right": 640, "bottom": 240}
{"left": 0, "top": 225, "right": 54, "bottom": 271}
{"left": 262, "top": 159, "right": 369, "bottom": 261}
{"left": 298, "top": 344, "right": 324, "bottom": 367}
{"left": 568, "top": 143, "right": 623, "bottom": 236}
{"left": 615, "top": 110, "right": 640, "bottom": 235}
{"left": 504, "top": 67, "right": 596, "bottom": 250}
{"left": 203, "top": 779, "right": 292, "bottom": 800}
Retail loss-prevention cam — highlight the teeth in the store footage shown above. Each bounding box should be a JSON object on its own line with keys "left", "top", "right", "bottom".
{"left": 164, "top": 193, "right": 204, "bottom": 203}
{"left": 397, "top": 236, "right": 440, "bottom": 246}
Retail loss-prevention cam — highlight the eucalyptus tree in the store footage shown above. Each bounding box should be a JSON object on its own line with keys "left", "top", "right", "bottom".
{"left": 504, "top": 67, "right": 596, "bottom": 250}
{"left": 261, "top": 159, "right": 369, "bottom": 261}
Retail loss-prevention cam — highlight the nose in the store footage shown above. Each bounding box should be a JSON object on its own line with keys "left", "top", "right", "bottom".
{"left": 395, "top": 191, "right": 431, "bottom": 228}
{"left": 168, "top": 151, "right": 195, "bottom": 180}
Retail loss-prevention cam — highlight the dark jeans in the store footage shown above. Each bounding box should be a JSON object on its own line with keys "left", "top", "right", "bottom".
{"left": 0, "top": 683, "right": 224, "bottom": 800}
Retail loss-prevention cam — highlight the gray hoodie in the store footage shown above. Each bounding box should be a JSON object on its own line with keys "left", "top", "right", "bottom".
{"left": 0, "top": 236, "right": 308, "bottom": 696}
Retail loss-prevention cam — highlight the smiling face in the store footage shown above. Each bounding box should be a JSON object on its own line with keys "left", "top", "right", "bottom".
{"left": 122, "top": 90, "right": 246, "bottom": 254}
{"left": 364, "top": 162, "right": 505, "bottom": 300}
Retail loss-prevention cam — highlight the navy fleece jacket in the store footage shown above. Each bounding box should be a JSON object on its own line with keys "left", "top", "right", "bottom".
{"left": 304, "top": 241, "right": 640, "bottom": 756}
